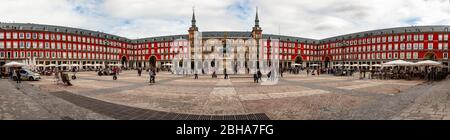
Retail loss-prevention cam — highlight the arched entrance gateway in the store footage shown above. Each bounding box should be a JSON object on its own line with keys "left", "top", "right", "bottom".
{"left": 324, "top": 56, "right": 331, "bottom": 68}
{"left": 121, "top": 56, "right": 127, "bottom": 68}
{"left": 149, "top": 56, "right": 157, "bottom": 69}
{"left": 294, "top": 56, "right": 303, "bottom": 67}
{"left": 424, "top": 52, "right": 437, "bottom": 60}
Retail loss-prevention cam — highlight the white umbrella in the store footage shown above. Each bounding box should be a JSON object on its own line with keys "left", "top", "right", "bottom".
{"left": 291, "top": 63, "right": 302, "bottom": 66}
{"left": 383, "top": 60, "right": 414, "bottom": 66}
{"left": 311, "top": 64, "right": 319, "bottom": 66}
{"left": 94, "top": 64, "right": 103, "bottom": 67}
{"left": 36, "top": 64, "right": 45, "bottom": 67}
{"left": 58, "top": 64, "right": 69, "bottom": 67}
{"left": 3, "top": 61, "right": 27, "bottom": 67}
{"left": 84, "top": 64, "right": 93, "bottom": 66}
{"left": 360, "top": 64, "right": 370, "bottom": 67}
{"left": 351, "top": 64, "right": 359, "bottom": 67}
{"left": 71, "top": 64, "right": 80, "bottom": 67}
{"left": 372, "top": 64, "right": 382, "bottom": 67}
{"left": 47, "top": 64, "right": 57, "bottom": 67}
{"left": 414, "top": 60, "right": 442, "bottom": 66}
{"left": 334, "top": 64, "right": 342, "bottom": 67}
{"left": 162, "top": 63, "right": 173, "bottom": 66}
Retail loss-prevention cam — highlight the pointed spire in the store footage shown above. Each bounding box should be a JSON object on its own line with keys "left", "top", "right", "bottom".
{"left": 191, "top": 6, "right": 196, "bottom": 27}
{"left": 255, "top": 7, "right": 259, "bottom": 27}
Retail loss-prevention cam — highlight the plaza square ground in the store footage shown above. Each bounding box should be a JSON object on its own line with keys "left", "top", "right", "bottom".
{"left": 1, "top": 71, "right": 450, "bottom": 120}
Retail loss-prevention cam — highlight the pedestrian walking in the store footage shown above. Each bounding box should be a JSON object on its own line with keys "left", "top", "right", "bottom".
{"left": 15, "top": 69, "right": 21, "bottom": 83}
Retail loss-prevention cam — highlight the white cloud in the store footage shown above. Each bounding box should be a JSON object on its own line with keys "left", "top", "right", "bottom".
{"left": 0, "top": 0, "right": 449, "bottom": 39}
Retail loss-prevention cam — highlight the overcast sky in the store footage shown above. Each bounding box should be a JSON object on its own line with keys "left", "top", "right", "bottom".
{"left": 0, "top": 0, "right": 449, "bottom": 39}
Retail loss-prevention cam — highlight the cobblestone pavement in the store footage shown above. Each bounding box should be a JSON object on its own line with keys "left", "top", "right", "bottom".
{"left": 3, "top": 70, "right": 450, "bottom": 120}
{"left": 0, "top": 79, "right": 111, "bottom": 120}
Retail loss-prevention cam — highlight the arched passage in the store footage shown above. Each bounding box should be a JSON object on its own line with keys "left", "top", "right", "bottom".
{"left": 424, "top": 52, "right": 437, "bottom": 60}
{"left": 294, "top": 56, "right": 303, "bottom": 67}
{"left": 121, "top": 56, "right": 127, "bottom": 68}
{"left": 324, "top": 56, "right": 331, "bottom": 68}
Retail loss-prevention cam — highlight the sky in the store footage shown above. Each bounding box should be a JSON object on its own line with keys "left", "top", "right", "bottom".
{"left": 0, "top": 0, "right": 449, "bottom": 39}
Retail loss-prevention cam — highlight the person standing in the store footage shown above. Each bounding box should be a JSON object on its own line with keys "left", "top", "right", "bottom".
{"left": 15, "top": 69, "right": 21, "bottom": 83}
{"left": 253, "top": 73, "right": 258, "bottom": 83}
{"left": 280, "top": 68, "right": 284, "bottom": 78}
{"left": 194, "top": 70, "right": 198, "bottom": 79}
{"left": 306, "top": 68, "right": 310, "bottom": 76}
{"left": 257, "top": 70, "right": 262, "bottom": 81}
{"left": 138, "top": 68, "right": 142, "bottom": 76}
{"left": 224, "top": 69, "right": 228, "bottom": 79}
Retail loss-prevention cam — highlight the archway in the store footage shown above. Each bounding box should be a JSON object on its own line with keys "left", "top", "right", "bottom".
{"left": 149, "top": 56, "right": 157, "bottom": 68}
{"left": 294, "top": 56, "right": 303, "bottom": 68}
{"left": 121, "top": 56, "right": 127, "bottom": 68}
{"left": 324, "top": 56, "right": 331, "bottom": 68}
{"left": 424, "top": 52, "right": 436, "bottom": 60}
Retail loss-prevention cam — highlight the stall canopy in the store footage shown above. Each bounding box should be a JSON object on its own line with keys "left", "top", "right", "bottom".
{"left": 47, "top": 64, "right": 57, "bottom": 67}
{"left": 414, "top": 60, "right": 442, "bottom": 66}
{"left": 3, "top": 61, "right": 27, "bottom": 67}
{"left": 382, "top": 60, "right": 414, "bottom": 66}
{"left": 372, "top": 64, "right": 382, "bottom": 67}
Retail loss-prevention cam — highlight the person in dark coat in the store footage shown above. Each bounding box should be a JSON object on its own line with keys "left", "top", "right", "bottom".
{"left": 15, "top": 69, "right": 21, "bottom": 83}
{"left": 257, "top": 70, "right": 262, "bottom": 81}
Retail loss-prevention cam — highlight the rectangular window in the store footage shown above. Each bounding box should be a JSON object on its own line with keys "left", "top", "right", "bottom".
{"left": 428, "top": 34, "right": 433, "bottom": 41}
{"left": 13, "top": 33, "right": 18, "bottom": 39}
{"left": 26, "top": 42, "right": 31, "bottom": 48}
{"left": 444, "top": 53, "right": 448, "bottom": 59}
{"left": 0, "top": 52, "right": 4, "bottom": 58}
{"left": 19, "top": 42, "right": 24, "bottom": 48}
{"left": 438, "top": 43, "right": 443, "bottom": 50}
{"left": 413, "top": 52, "right": 418, "bottom": 59}
{"left": 444, "top": 34, "right": 448, "bottom": 41}
{"left": 407, "top": 43, "right": 412, "bottom": 50}
{"left": 439, "top": 34, "right": 443, "bottom": 41}
{"left": 400, "top": 44, "right": 405, "bottom": 50}
{"left": 428, "top": 43, "right": 433, "bottom": 50}
{"left": 406, "top": 52, "right": 411, "bottom": 59}
{"left": 26, "top": 33, "right": 31, "bottom": 39}
{"left": 0, "top": 32, "right": 3, "bottom": 39}
{"left": 444, "top": 43, "right": 448, "bottom": 50}
{"left": 413, "top": 43, "right": 418, "bottom": 50}
{"left": 0, "top": 41, "right": 3, "bottom": 49}
{"left": 6, "top": 33, "right": 11, "bottom": 39}
{"left": 32, "top": 33, "right": 37, "bottom": 39}
{"left": 419, "top": 43, "right": 424, "bottom": 50}
{"left": 19, "top": 33, "right": 24, "bottom": 39}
